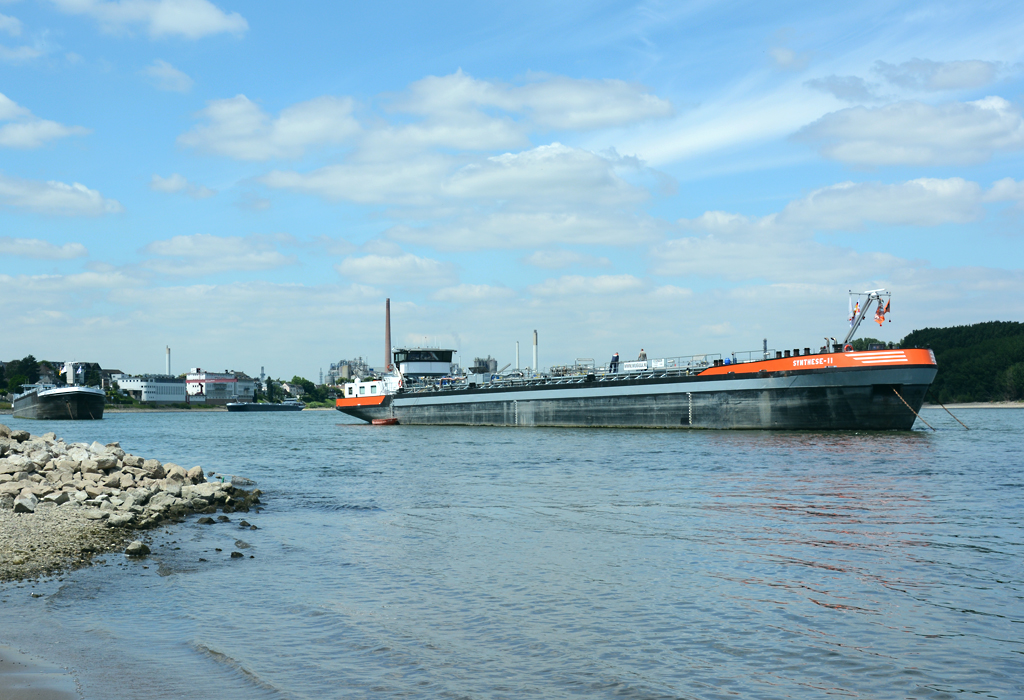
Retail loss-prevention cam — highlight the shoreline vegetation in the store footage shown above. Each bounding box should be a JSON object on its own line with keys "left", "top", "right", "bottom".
{"left": 0, "top": 423, "right": 262, "bottom": 583}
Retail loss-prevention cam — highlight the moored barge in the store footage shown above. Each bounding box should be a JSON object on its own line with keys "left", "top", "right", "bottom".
{"left": 336, "top": 291, "right": 937, "bottom": 430}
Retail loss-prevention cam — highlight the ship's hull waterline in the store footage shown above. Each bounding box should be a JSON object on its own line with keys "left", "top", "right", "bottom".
{"left": 13, "top": 388, "right": 106, "bottom": 420}
{"left": 337, "top": 363, "right": 937, "bottom": 431}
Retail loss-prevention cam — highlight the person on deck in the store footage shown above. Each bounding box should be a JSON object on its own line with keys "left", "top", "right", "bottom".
{"left": 638, "top": 349, "right": 647, "bottom": 361}
{"left": 609, "top": 352, "right": 620, "bottom": 373}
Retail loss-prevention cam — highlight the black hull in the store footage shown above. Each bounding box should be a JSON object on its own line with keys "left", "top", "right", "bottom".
{"left": 337, "top": 365, "right": 936, "bottom": 430}
{"left": 13, "top": 390, "right": 105, "bottom": 420}
{"left": 226, "top": 403, "right": 304, "bottom": 412}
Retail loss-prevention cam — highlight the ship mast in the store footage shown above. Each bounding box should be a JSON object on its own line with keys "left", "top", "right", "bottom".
{"left": 843, "top": 289, "right": 890, "bottom": 345}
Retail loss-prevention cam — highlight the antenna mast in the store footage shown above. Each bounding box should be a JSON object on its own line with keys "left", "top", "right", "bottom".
{"left": 843, "top": 289, "right": 891, "bottom": 345}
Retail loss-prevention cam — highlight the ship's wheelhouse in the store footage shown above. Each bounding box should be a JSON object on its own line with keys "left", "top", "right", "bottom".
{"left": 392, "top": 348, "right": 454, "bottom": 377}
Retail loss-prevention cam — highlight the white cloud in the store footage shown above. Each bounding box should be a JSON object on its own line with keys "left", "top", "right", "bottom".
{"left": 0, "top": 13, "right": 21, "bottom": 36}
{"left": 150, "top": 173, "right": 215, "bottom": 198}
{"left": 804, "top": 75, "right": 881, "bottom": 103}
{"left": 0, "top": 92, "right": 90, "bottom": 148}
{"left": 874, "top": 59, "right": 999, "bottom": 91}
{"left": 651, "top": 176, "right": 1013, "bottom": 283}
{"left": 769, "top": 47, "right": 811, "bottom": 71}
{"left": 264, "top": 143, "right": 650, "bottom": 212}
{"left": 387, "top": 211, "right": 664, "bottom": 251}
{"left": 431, "top": 284, "right": 515, "bottom": 303}
{"left": 0, "top": 174, "right": 123, "bottom": 215}
{"left": 395, "top": 69, "right": 672, "bottom": 131}
{"left": 796, "top": 96, "right": 1024, "bottom": 165}
{"left": 179, "top": 94, "right": 359, "bottom": 160}
{"left": 142, "top": 59, "right": 193, "bottom": 92}
{"left": 985, "top": 177, "right": 1024, "bottom": 203}
{"left": 778, "top": 178, "right": 985, "bottom": 228}
{"left": 529, "top": 274, "right": 644, "bottom": 297}
{"left": 521, "top": 250, "right": 611, "bottom": 269}
{"left": 49, "top": 0, "right": 248, "bottom": 39}
{"left": 335, "top": 253, "right": 457, "bottom": 288}
{"left": 142, "top": 233, "right": 295, "bottom": 276}
{"left": 0, "top": 237, "right": 87, "bottom": 259}
{"left": 0, "top": 44, "right": 42, "bottom": 62}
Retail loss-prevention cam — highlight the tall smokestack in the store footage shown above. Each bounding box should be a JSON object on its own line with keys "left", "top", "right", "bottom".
{"left": 532, "top": 330, "right": 538, "bottom": 375}
{"left": 166, "top": 346, "right": 171, "bottom": 375}
{"left": 516, "top": 341, "right": 520, "bottom": 370}
{"left": 385, "top": 298, "right": 392, "bottom": 371}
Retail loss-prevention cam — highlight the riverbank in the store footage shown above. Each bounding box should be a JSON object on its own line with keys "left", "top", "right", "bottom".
{"left": 0, "top": 424, "right": 261, "bottom": 582}
{"left": 923, "top": 401, "right": 1024, "bottom": 409}
{"left": 0, "top": 644, "right": 76, "bottom": 700}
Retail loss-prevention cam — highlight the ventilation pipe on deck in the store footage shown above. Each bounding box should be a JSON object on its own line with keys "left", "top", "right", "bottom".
{"left": 166, "top": 346, "right": 171, "bottom": 375}
{"left": 516, "top": 341, "right": 520, "bottom": 370}
{"left": 384, "top": 298, "right": 392, "bottom": 371}
{"left": 533, "top": 330, "right": 538, "bottom": 376}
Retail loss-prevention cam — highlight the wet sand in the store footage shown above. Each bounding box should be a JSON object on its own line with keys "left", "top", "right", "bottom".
{"left": 0, "top": 645, "right": 77, "bottom": 700}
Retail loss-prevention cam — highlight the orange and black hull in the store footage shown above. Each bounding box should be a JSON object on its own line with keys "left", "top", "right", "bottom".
{"left": 336, "top": 349, "right": 937, "bottom": 430}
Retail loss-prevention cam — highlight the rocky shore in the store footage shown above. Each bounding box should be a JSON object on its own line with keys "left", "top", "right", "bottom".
{"left": 0, "top": 423, "right": 260, "bottom": 581}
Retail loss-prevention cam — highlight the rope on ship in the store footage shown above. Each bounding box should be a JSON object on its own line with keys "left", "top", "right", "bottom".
{"left": 937, "top": 402, "right": 970, "bottom": 430}
{"left": 893, "top": 388, "right": 935, "bottom": 431}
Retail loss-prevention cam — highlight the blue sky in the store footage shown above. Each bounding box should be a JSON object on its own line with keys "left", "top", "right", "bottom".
{"left": 2, "top": 0, "right": 1023, "bottom": 379}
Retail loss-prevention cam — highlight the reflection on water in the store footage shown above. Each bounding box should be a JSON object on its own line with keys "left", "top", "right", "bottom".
{"left": 0, "top": 409, "right": 1021, "bottom": 699}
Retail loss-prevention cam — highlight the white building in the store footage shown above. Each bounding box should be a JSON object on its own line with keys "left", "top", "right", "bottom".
{"left": 186, "top": 368, "right": 256, "bottom": 405}
{"left": 113, "top": 374, "right": 186, "bottom": 403}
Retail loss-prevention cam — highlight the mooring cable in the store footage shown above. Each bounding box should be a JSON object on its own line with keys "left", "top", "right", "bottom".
{"left": 937, "top": 402, "right": 970, "bottom": 430}
{"left": 893, "top": 388, "right": 935, "bottom": 431}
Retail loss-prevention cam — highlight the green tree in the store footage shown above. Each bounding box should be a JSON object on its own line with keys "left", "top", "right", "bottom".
{"left": 7, "top": 355, "right": 39, "bottom": 384}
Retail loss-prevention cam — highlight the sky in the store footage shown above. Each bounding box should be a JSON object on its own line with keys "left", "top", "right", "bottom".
{"left": 1, "top": 0, "right": 1023, "bottom": 380}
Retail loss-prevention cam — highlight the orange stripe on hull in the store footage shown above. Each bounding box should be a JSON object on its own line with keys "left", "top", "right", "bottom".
{"left": 699, "top": 348, "right": 935, "bottom": 376}
{"left": 335, "top": 395, "right": 387, "bottom": 407}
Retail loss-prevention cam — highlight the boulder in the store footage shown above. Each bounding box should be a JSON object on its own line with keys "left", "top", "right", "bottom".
{"left": 164, "top": 464, "right": 187, "bottom": 483}
{"left": 82, "top": 509, "right": 108, "bottom": 520}
{"left": 94, "top": 455, "right": 118, "bottom": 471}
{"left": 0, "top": 423, "right": 10, "bottom": 439}
{"left": 108, "top": 512, "right": 135, "bottom": 528}
{"left": 146, "top": 491, "right": 181, "bottom": 513}
{"left": 186, "top": 466, "right": 205, "bottom": 483}
{"left": 80, "top": 459, "right": 103, "bottom": 474}
{"left": 67, "top": 447, "right": 91, "bottom": 462}
{"left": 122, "top": 455, "right": 143, "bottom": 468}
{"left": 125, "top": 540, "right": 150, "bottom": 556}
{"left": 14, "top": 492, "right": 38, "bottom": 513}
{"left": 89, "top": 441, "right": 108, "bottom": 454}
{"left": 54, "top": 458, "right": 78, "bottom": 472}
{"left": 102, "top": 472, "right": 123, "bottom": 488}
{"left": 42, "top": 491, "right": 70, "bottom": 505}
{"left": 140, "top": 459, "right": 164, "bottom": 479}
{"left": 0, "top": 455, "right": 32, "bottom": 474}
{"left": 119, "top": 474, "right": 135, "bottom": 490}
{"left": 10, "top": 430, "right": 29, "bottom": 443}
{"left": 41, "top": 432, "right": 56, "bottom": 443}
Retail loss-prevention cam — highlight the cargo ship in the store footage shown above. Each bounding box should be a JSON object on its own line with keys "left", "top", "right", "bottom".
{"left": 226, "top": 397, "right": 305, "bottom": 412}
{"left": 13, "top": 363, "right": 105, "bottom": 420}
{"left": 336, "top": 291, "right": 937, "bottom": 430}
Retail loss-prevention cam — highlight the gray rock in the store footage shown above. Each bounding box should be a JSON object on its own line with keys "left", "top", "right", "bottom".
{"left": 164, "top": 464, "right": 187, "bottom": 483}
{"left": 80, "top": 459, "right": 102, "bottom": 474}
{"left": 119, "top": 474, "right": 135, "bottom": 490}
{"left": 42, "top": 491, "right": 70, "bottom": 505}
{"left": 10, "top": 430, "right": 29, "bottom": 443}
{"left": 108, "top": 512, "right": 135, "bottom": 528}
{"left": 82, "top": 509, "right": 109, "bottom": 520}
{"left": 186, "top": 465, "right": 205, "bottom": 483}
{"left": 125, "top": 540, "right": 150, "bottom": 556}
{"left": 94, "top": 455, "right": 117, "bottom": 470}
{"left": 14, "top": 492, "right": 38, "bottom": 513}
{"left": 122, "top": 454, "right": 143, "bottom": 468}
{"left": 89, "top": 441, "right": 108, "bottom": 454}
{"left": 0, "top": 494, "right": 13, "bottom": 510}
{"left": 67, "top": 447, "right": 91, "bottom": 462}
{"left": 141, "top": 459, "right": 164, "bottom": 478}
{"left": 230, "top": 551, "right": 243, "bottom": 558}
{"left": 146, "top": 491, "right": 181, "bottom": 513}
{"left": 0, "top": 423, "right": 10, "bottom": 439}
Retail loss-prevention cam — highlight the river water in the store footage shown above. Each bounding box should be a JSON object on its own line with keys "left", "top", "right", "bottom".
{"left": 0, "top": 409, "right": 1021, "bottom": 699}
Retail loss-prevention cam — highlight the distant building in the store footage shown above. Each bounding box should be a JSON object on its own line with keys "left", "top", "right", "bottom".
{"left": 326, "top": 357, "right": 372, "bottom": 384}
{"left": 113, "top": 374, "right": 186, "bottom": 403}
{"left": 186, "top": 368, "right": 256, "bottom": 405}
{"left": 281, "top": 382, "right": 306, "bottom": 397}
